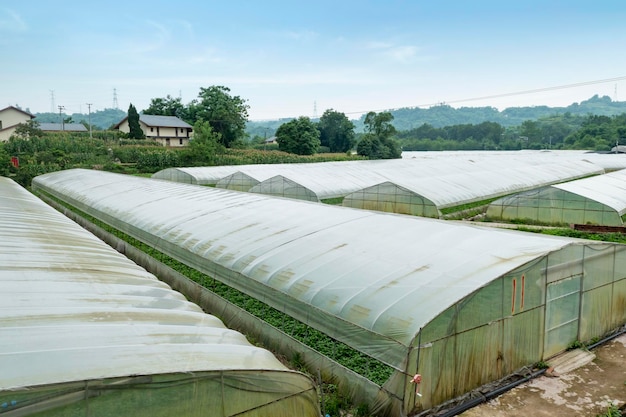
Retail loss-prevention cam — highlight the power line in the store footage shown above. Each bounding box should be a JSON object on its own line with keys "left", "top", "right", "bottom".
{"left": 342, "top": 75, "right": 626, "bottom": 116}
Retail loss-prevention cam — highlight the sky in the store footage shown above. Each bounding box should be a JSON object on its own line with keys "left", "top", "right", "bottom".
{"left": 2, "top": 1, "right": 626, "bottom": 121}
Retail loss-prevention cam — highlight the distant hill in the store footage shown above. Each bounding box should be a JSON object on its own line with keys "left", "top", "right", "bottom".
{"left": 34, "top": 108, "right": 126, "bottom": 130}
{"left": 246, "top": 95, "right": 626, "bottom": 136}
{"left": 376, "top": 94, "right": 626, "bottom": 131}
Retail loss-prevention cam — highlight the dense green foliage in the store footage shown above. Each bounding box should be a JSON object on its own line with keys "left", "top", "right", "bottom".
{"left": 143, "top": 86, "right": 250, "bottom": 148}
{"left": 275, "top": 116, "right": 321, "bottom": 155}
{"left": 190, "top": 86, "right": 250, "bottom": 148}
{"left": 143, "top": 95, "right": 189, "bottom": 120}
{"left": 127, "top": 104, "right": 145, "bottom": 139}
{"left": 317, "top": 109, "right": 356, "bottom": 153}
{"left": 356, "top": 111, "right": 402, "bottom": 159}
{"left": 0, "top": 128, "right": 363, "bottom": 188}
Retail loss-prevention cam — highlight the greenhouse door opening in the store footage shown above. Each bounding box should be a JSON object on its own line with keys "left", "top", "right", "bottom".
{"left": 544, "top": 275, "right": 581, "bottom": 358}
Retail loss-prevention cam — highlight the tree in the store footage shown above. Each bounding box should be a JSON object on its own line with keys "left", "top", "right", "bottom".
{"left": 12, "top": 120, "right": 43, "bottom": 139}
{"left": 127, "top": 104, "right": 144, "bottom": 139}
{"left": 357, "top": 111, "right": 401, "bottom": 159}
{"left": 143, "top": 95, "right": 189, "bottom": 121}
{"left": 276, "top": 117, "right": 320, "bottom": 155}
{"left": 184, "top": 119, "right": 222, "bottom": 164}
{"left": 317, "top": 109, "right": 356, "bottom": 153}
{"left": 189, "top": 86, "right": 249, "bottom": 148}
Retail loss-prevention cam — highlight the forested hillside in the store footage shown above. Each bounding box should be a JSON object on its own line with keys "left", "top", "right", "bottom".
{"left": 34, "top": 108, "right": 126, "bottom": 130}
{"left": 379, "top": 94, "right": 626, "bottom": 130}
{"left": 247, "top": 95, "right": 626, "bottom": 137}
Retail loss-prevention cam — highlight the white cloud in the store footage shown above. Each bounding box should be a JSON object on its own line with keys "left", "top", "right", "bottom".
{"left": 0, "top": 8, "right": 27, "bottom": 32}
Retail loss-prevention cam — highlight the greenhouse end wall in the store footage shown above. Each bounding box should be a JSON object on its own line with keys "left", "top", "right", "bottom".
{"left": 404, "top": 243, "right": 626, "bottom": 414}
{"left": 486, "top": 187, "right": 623, "bottom": 226}
{"left": 342, "top": 182, "right": 440, "bottom": 218}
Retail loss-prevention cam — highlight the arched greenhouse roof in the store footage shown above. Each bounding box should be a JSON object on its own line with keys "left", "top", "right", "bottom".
{"left": 152, "top": 166, "right": 248, "bottom": 185}
{"left": 32, "top": 169, "right": 599, "bottom": 371}
{"left": 553, "top": 168, "right": 626, "bottom": 215}
{"left": 343, "top": 159, "right": 604, "bottom": 215}
{"left": 1, "top": 176, "right": 319, "bottom": 417}
{"left": 487, "top": 169, "right": 626, "bottom": 226}
{"left": 402, "top": 149, "right": 626, "bottom": 171}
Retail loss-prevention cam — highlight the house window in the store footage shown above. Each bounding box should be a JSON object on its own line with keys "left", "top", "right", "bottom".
{"left": 179, "top": 138, "right": 183, "bottom": 145}
{"left": 150, "top": 127, "right": 154, "bottom": 132}
{"left": 180, "top": 128, "right": 184, "bottom": 133}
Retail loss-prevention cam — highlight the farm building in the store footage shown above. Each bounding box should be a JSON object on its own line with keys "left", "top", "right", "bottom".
{"left": 32, "top": 169, "right": 626, "bottom": 416}
{"left": 114, "top": 114, "right": 193, "bottom": 147}
{"left": 342, "top": 159, "right": 603, "bottom": 217}
{"left": 1, "top": 176, "right": 320, "bottom": 417}
{"left": 486, "top": 169, "right": 626, "bottom": 226}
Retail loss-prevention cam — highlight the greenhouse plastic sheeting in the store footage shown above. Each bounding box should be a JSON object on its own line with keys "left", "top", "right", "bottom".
{"left": 156, "top": 154, "right": 606, "bottom": 205}
{"left": 342, "top": 159, "right": 603, "bottom": 216}
{"left": 402, "top": 149, "right": 626, "bottom": 171}
{"left": 487, "top": 169, "right": 626, "bottom": 226}
{"left": 32, "top": 169, "right": 584, "bottom": 369}
{"left": 31, "top": 170, "right": 626, "bottom": 415}
{"left": 0, "top": 176, "right": 319, "bottom": 417}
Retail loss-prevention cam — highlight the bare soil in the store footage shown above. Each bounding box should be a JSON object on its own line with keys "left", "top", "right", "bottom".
{"left": 459, "top": 334, "right": 626, "bottom": 417}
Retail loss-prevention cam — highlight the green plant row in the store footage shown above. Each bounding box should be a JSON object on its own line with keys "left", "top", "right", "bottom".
{"left": 439, "top": 195, "right": 506, "bottom": 215}
{"left": 42, "top": 193, "right": 393, "bottom": 386}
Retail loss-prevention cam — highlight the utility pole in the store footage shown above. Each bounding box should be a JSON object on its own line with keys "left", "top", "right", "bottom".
{"left": 86, "top": 103, "right": 93, "bottom": 139}
{"left": 58, "top": 105, "right": 65, "bottom": 131}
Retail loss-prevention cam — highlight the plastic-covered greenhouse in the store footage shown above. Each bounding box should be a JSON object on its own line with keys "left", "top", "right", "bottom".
{"left": 342, "top": 159, "right": 603, "bottom": 217}
{"left": 486, "top": 169, "right": 626, "bottom": 226}
{"left": 32, "top": 169, "right": 626, "bottom": 416}
{"left": 151, "top": 165, "right": 247, "bottom": 185}
{"left": 1, "top": 176, "right": 320, "bottom": 417}
{"left": 401, "top": 150, "right": 626, "bottom": 171}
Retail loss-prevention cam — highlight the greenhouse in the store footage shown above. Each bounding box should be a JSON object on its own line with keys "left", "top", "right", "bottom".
{"left": 486, "top": 169, "right": 626, "bottom": 226}
{"left": 32, "top": 169, "right": 626, "bottom": 416}
{"left": 151, "top": 165, "right": 246, "bottom": 185}
{"left": 342, "top": 159, "right": 604, "bottom": 217}
{"left": 401, "top": 149, "right": 626, "bottom": 171}
{"left": 216, "top": 171, "right": 266, "bottom": 191}
{"left": 1, "top": 176, "right": 320, "bottom": 417}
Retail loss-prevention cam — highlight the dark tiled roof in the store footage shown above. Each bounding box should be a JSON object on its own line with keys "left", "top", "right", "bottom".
{"left": 139, "top": 115, "right": 193, "bottom": 128}
{"left": 39, "top": 123, "right": 88, "bottom": 132}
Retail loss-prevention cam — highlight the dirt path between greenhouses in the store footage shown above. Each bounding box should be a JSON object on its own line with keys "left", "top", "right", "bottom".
{"left": 459, "top": 334, "right": 626, "bottom": 417}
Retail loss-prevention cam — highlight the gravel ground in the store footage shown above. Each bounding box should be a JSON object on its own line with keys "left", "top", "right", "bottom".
{"left": 459, "top": 334, "right": 626, "bottom": 417}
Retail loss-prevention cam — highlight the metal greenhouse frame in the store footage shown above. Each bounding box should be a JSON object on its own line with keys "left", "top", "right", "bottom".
{"left": 32, "top": 169, "right": 626, "bottom": 416}
{"left": 1, "top": 176, "right": 320, "bottom": 417}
